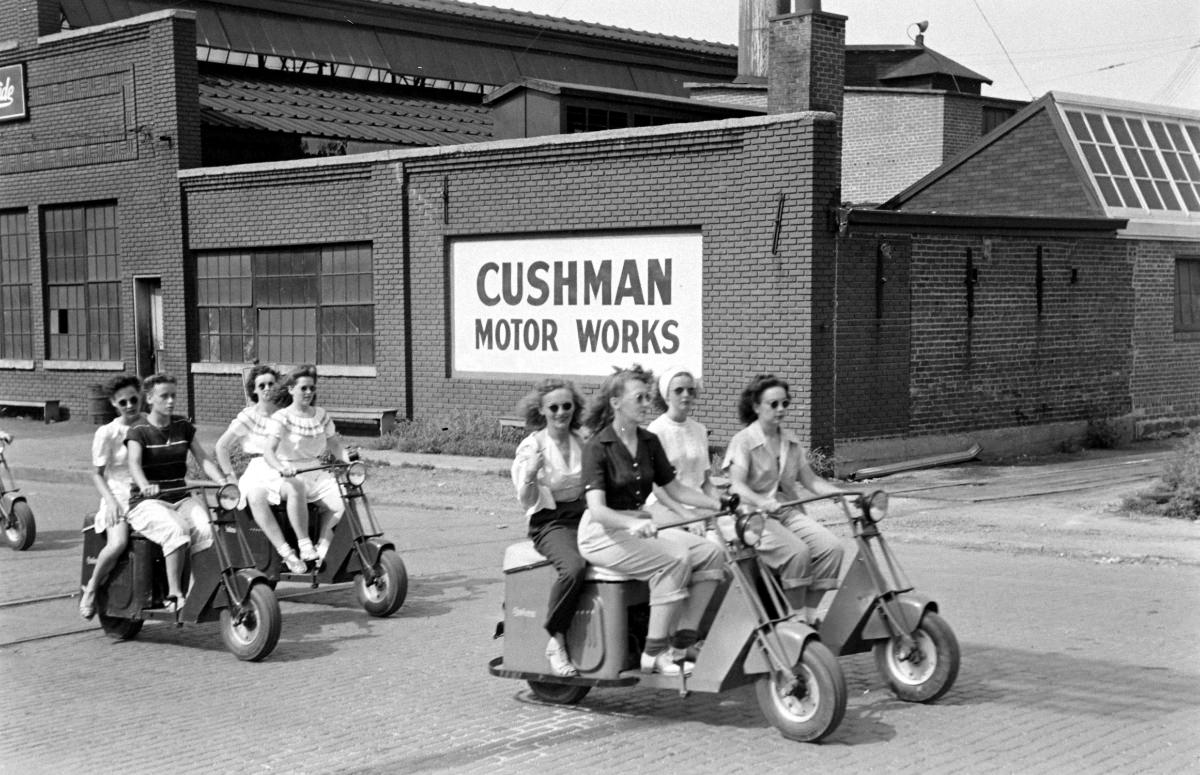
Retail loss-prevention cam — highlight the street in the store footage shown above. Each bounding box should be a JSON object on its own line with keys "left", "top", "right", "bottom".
{"left": 1, "top": 463, "right": 1198, "bottom": 774}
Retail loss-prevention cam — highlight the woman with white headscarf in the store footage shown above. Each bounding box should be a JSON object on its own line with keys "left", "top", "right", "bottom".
{"left": 645, "top": 366, "right": 714, "bottom": 531}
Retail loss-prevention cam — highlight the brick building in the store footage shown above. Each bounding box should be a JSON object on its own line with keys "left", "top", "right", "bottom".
{"left": 2, "top": 0, "right": 1197, "bottom": 469}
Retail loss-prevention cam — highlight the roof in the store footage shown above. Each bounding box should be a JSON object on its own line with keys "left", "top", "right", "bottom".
{"left": 884, "top": 91, "right": 1200, "bottom": 241}
{"left": 484, "top": 78, "right": 763, "bottom": 115}
{"left": 879, "top": 49, "right": 991, "bottom": 85}
{"left": 199, "top": 67, "right": 493, "bottom": 146}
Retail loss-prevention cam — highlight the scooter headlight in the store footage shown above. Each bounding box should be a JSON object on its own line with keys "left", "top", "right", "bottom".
{"left": 346, "top": 461, "right": 367, "bottom": 486}
{"left": 735, "top": 511, "right": 766, "bottom": 548}
{"left": 865, "top": 490, "right": 889, "bottom": 522}
{"left": 217, "top": 483, "right": 241, "bottom": 511}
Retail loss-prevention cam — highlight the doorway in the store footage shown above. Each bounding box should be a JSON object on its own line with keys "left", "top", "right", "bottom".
{"left": 133, "top": 277, "right": 164, "bottom": 378}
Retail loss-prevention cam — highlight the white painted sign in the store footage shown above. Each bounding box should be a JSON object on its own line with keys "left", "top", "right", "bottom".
{"left": 0, "top": 63, "right": 27, "bottom": 123}
{"left": 450, "top": 231, "right": 703, "bottom": 379}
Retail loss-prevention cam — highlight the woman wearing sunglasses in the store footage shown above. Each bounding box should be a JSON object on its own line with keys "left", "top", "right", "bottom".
{"left": 577, "top": 365, "right": 725, "bottom": 676}
{"left": 644, "top": 366, "right": 714, "bottom": 535}
{"left": 215, "top": 364, "right": 307, "bottom": 574}
{"left": 723, "top": 374, "right": 845, "bottom": 623}
{"left": 79, "top": 374, "right": 144, "bottom": 618}
{"left": 511, "top": 378, "right": 589, "bottom": 676}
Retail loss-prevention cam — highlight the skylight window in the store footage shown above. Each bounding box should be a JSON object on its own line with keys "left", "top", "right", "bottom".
{"left": 1063, "top": 107, "right": 1200, "bottom": 215}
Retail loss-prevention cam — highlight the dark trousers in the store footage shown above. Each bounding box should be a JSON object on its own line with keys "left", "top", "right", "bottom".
{"left": 528, "top": 499, "right": 587, "bottom": 637}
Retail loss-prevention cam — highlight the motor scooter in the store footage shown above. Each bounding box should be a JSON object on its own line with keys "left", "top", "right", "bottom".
{"left": 809, "top": 490, "right": 961, "bottom": 703}
{"left": 235, "top": 460, "right": 408, "bottom": 617}
{"left": 0, "top": 440, "right": 35, "bottom": 551}
{"left": 489, "top": 503, "right": 849, "bottom": 743}
{"left": 79, "top": 483, "right": 282, "bottom": 661}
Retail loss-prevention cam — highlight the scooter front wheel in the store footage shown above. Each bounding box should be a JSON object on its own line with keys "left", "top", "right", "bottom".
{"left": 220, "top": 583, "right": 281, "bottom": 662}
{"left": 354, "top": 549, "right": 408, "bottom": 617}
{"left": 755, "top": 640, "right": 846, "bottom": 743}
{"left": 3, "top": 501, "right": 35, "bottom": 550}
{"left": 527, "top": 681, "right": 590, "bottom": 705}
{"left": 873, "top": 610, "right": 960, "bottom": 703}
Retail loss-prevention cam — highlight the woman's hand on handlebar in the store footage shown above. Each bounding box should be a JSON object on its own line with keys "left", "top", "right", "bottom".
{"left": 278, "top": 464, "right": 297, "bottom": 477}
{"left": 141, "top": 482, "right": 160, "bottom": 497}
{"left": 626, "top": 514, "right": 657, "bottom": 538}
{"left": 758, "top": 497, "right": 782, "bottom": 514}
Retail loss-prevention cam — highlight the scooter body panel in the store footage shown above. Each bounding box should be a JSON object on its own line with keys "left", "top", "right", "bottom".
{"left": 681, "top": 576, "right": 766, "bottom": 693}
{"left": 740, "top": 620, "right": 819, "bottom": 677}
{"left": 821, "top": 548, "right": 938, "bottom": 655}
{"left": 859, "top": 593, "right": 936, "bottom": 642}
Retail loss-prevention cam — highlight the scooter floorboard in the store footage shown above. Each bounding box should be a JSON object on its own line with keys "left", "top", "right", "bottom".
{"left": 488, "top": 657, "right": 638, "bottom": 689}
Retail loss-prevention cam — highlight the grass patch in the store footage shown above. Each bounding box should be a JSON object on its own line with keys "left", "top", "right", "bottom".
{"left": 375, "top": 412, "right": 523, "bottom": 458}
{"left": 1159, "top": 433, "right": 1200, "bottom": 521}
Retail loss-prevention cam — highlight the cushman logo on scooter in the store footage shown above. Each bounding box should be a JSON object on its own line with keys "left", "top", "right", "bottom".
{"left": 511, "top": 607, "right": 538, "bottom": 618}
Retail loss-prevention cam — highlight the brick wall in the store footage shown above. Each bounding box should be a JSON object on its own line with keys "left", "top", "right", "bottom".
{"left": 1129, "top": 239, "right": 1200, "bottom": 434}
{"left": 0, "top": 11, "right": 197, "bottom": 418}
{"left": 833, "top": 228, "right": 1135, "bottom": 443}
{"left": 899, "top": 108, "right": 1099, "bottom": 216}
{"left": 842, "top": 90, "right": 944, "bottom": 204}
{"left": 182, "top": 114, "right": 841, "bottom": 447}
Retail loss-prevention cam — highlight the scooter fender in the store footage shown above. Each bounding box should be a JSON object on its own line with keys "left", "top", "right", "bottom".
{"left": 741, "top": 620, "right": 820, "bottom": 675}
{"left": 356, "top": 536, "right": 394, "bottom": 571}
{"left": 860, "top": 593, "right": 938, "bottom": 641}
{"left": 223, "top": 568, "right": 270, "bottom": 608}
{"left": 0, "top": 491, "right": 24, "bottom": 514}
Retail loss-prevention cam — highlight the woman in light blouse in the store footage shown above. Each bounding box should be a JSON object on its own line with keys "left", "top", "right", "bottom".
{"left": 511, "top": 379, "right": 589, "bottom": 676}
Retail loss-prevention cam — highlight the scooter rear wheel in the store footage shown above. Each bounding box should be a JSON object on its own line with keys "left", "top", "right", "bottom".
{"left": 527, "top": 681, "right": 590, "bottom": 705}
{"left": 354, "top": 548, "right": 407, "bottom": 617}
{"left": 3, "top": 501, "right": 35, "bottom": 551}
{"left": 755, "top": 640, "right": 846, "bottom": 743}
{"left": 220, "top": 583, "right": 281, "bottom": 662}
{"left": 874, "top": 610, "right": 959, "bottom": 703}
{"left": 99, "top": 614, "right": 143, "bottom": 641}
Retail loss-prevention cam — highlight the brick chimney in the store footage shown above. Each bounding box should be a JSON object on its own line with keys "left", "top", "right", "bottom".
{"left": 0, "top": 0, "right": 61, "bottom": 47}
{"left": 767, "top": 2, "right": 846, "bottom": 118}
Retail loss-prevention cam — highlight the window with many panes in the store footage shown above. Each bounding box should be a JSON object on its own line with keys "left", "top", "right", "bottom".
{"left": 42, "top": 203, "right": 121, "bottom": 360}
{"left": 0, "top": 210, "right": 34, "bottom": 359}
{"left": 197, "top": 243, "right": 373, "bottom": 365}
{"left": 1176, "top": 257, "right": 1200, "bottom": 333}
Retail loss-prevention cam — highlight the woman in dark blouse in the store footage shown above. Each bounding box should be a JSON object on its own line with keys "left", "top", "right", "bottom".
{"left": 577, "top": 365, "right": 725, "bottom": 676}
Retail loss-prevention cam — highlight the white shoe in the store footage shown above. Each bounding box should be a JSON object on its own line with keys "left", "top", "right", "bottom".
{"left": 545, "top": 638, "right": 579, "bottom": 677}
{"left": 640, "top": 648, "right": 693, "bottom": 676}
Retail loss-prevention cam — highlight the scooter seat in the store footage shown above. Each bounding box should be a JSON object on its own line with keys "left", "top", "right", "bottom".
{"left": 502, "top": 540, "right": 637, "bottom": 582}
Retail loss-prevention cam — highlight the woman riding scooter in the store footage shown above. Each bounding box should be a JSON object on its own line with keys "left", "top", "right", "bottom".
{"left": 126, "top": 373, "right": 230, "bottom": 610}
{"left": 577, "top": 364, "right": 727, "bottom": 676}
{"left": 723, "top": 374, "right": 846, "bottom": 623}
{"left": 79, "top": 375, "right": 143, "bottom": 619}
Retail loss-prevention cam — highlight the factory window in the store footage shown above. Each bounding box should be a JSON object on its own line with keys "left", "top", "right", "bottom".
{"left": 1176, "top": 257, "right": 1200, "bottom": 333}
{"left": 42, "top": 202, "right": 121, "bottom": 361}
{"left": 0, "top": 210, "right": 34, "bottom": 359}
{"left": 196, "top": 243, "right": 374, "bottom": 365}
{"left": 564, "top": 105, "right": 674, "bottom": 133}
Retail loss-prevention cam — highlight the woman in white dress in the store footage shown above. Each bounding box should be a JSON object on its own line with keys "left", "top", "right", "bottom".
{"left": 264, "top": 365, "right": 352, "bottom": 567}
{"left": 215, "top": 365, "right": 307, "bottom": 573}
{"left": 79, "top": 374, "right": 144, "bottom": 619}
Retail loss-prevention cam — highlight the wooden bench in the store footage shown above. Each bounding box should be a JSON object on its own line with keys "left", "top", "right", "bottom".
{"left": 499, "top": 415, "right": 525, "bottom": 430}
{"left": 0, "top": 398, "right": 61, "bottom": 423}
{"left": 325, "top": 407, "right": 399, "bottom": 437}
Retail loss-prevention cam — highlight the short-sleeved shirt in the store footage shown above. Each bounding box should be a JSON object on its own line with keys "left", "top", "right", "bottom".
{"left": 270, "top": 407, "right": 337, "bottom": 462}
{"left": 92, "top": 417, "right": 133, "bottom": 475}
{"left": 582, "top": 425, "right": 675, "bottom": 511}
{"left": 224, "top": 406, "right": 278, "bottom": 455}
{"left": 646, "top": 414, "right": 710, "bottom": 492}
{"left": 127, "top": 416, "right": 196, "bottom": 507}
{"left": 722, "top": 422, "right": 808, "bottom": 501}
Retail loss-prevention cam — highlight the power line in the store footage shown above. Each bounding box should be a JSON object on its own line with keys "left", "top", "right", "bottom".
{"left": 972, "top": 0, "right": 1035, "bottom": 99}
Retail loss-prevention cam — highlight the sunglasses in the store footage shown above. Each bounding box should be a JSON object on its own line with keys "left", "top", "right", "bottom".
{"left": 546, "top": 402, "right": 573, "bottom": 414}
{"left": 255, "top": 381, "right": 275, "bottom": 391}
{"left": 633, "top": 393, "right": 653, "bottom": 404}
{"left": 768, "top": 399, "right": 790, "bottom": 410}
{"left": 116, "top": 397, "right": 140, "bottom": 408}
{"left": 672, "top": 386, "right": 697, "bottom": 396}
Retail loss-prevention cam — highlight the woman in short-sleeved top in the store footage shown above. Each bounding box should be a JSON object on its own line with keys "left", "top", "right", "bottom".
{"left": 264, "top": 364, "right": 351, "bottom": 566}
{"left": 79, "top": 374, "right": 144, "bottom": 619}
{"left": 215, "top": 365, "right": 307, "bottom": 574}
{"left": 644, "top": 366, "right": 713, "bottom": 532}
{"left": 577, "top": 365, "right": 726, "bottom": 676}
{"left": 511, "top": 379, "right": 589, "bottom": 676}
{"left": 723, "top": 374, "right": 845, "bottom": 622}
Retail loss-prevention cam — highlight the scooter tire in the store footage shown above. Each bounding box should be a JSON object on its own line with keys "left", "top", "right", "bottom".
{"left": 755, "top": 640, "right": 846, "bottom": 744}
{"left": 220, "top": 583, "right": 281, "bottom": 662}
{"left": 4, "top": 501, "right": 35, "bottom": 551}
{"left": 99, "top": 614, "right": 143, "bottom": 641}
{"left": 354, "top": 548, "right": 407, "bottom": 617}
{"left": 873, "top": 610, "right": 959, "bottom": 703}
{"left": 527, "top": 681, "right": 590, "bottom": 705}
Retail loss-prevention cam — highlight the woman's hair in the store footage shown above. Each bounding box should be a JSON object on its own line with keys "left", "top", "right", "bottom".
{"left": 142, "top": 372, "right": 176, "bottom": 395}
{"left": 270, "top": 364, "right": 318, "bottom": 408}
{"left": 582, "top": 364, "right": 654, "bottom": 432}
{"left": 104, "top": 374, "right": 141, "bottom": 399}
{"left": 244, "top": 364, "right": 280, "bottom": 404}
{"left": 737, "top": 374, "right": 790, "bottom": 425}
{"left": 516, "top": 378, "right": 585, "bottom": 431}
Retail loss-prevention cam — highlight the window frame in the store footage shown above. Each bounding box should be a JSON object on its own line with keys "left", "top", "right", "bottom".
{"left": 41, "top": 202, "right": 121, "bottom": 362}
{"left": 1175, "top": 255, "right": 1200, "bottom": 334}
{"left": 0, "top": 209, "right": 34, "bottom": 360}
{"left": 195, "top": 242, "right": 374, "bottom": 366}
